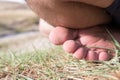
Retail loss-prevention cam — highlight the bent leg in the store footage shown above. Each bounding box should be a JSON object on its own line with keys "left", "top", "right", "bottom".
{"left": 63, "top": 0, "right": 115, "bottom": 8}
{"left": 26, "top": 0, "right": 111, "bottom": 29}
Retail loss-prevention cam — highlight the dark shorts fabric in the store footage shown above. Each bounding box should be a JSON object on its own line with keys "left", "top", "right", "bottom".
{"left": 106, "top": 0, "right": 120, "bottom": 26}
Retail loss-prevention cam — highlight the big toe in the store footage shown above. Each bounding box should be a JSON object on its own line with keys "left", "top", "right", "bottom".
{"left": 49, "top": 27, "right": 78, "bottom": 45}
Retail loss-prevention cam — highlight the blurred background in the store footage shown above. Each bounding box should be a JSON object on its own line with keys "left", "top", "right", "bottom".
{"left": 0, "top": 0, "right": 52, "bottom": 53}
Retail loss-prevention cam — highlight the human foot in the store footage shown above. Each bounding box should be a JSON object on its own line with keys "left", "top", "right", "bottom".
{"left": 39, "top": 19, "right": 54, "bottom": 37}
{"left": 49, "top": 25, "right": 119, "bottom": 61}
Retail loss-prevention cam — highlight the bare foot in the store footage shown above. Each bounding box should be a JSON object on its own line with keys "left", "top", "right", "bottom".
{"left": 49, "top": 26, "right": 119, "bottom": 61}
{"left": 39, "top": 19, "right": 54, "bottom": 37}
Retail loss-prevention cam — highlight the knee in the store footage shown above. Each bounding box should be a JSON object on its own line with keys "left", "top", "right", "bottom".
{"left": 26, "top": 0, "right": 63, "bottom": 16}
{"left": 26, "top": 0, "right": 62, "bottom": 8}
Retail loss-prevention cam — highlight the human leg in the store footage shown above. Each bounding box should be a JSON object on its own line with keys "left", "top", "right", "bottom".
{"left": 26, "top": 0, "right": 119, "bottom": 61}
{"left": 63, "top": 0, "right": 115, "bottom": 8}
{"left": 26, "top": 0, "right": 110, "bottom": 29}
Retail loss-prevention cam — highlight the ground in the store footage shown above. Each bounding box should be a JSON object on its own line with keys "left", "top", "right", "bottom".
{"left": 0, "top": 2, "right": 52, "bottom": 53}
{"left": 0, "top": 1, "right": 120, "bottom": 80}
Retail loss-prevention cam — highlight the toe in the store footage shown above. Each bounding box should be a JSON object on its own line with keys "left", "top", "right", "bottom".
{"left": 99, "top": 52, "right": 110, "bottom": 61}
{"left": 86, "top": 51, "right": 98, "bottom": 61}
{"left": 49, "top": 27, "right": 78, "bottom": 45}
{"left": 73, "top": 47, "right": 88, "bottom": 59}
{"left": 63, "top": 40, "right": 80, "bottom": 53}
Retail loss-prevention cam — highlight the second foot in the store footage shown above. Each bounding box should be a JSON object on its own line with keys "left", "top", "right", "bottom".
{"left": 49, "top": 25, "right": 119, "bottom": 61}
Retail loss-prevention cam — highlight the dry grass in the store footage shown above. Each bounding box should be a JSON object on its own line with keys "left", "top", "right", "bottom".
{"left": 0, "top": 45, "right": 120, "bottom": 80}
